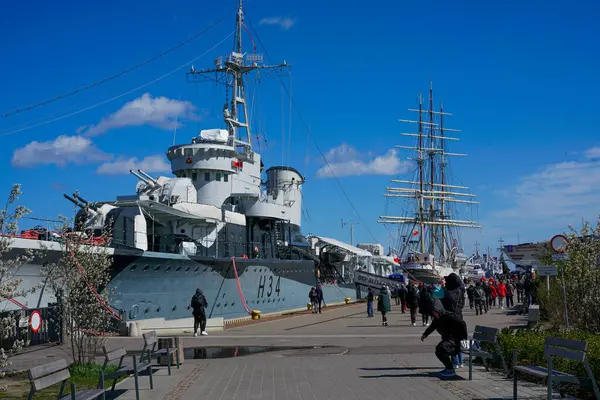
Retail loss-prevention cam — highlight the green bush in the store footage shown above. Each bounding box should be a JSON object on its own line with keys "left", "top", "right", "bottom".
{"left": 496, "top": 328, "right": 600, "bottom": 380}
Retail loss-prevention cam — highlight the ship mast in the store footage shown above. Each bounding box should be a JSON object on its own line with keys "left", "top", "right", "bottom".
{"left": 186, "top": 0, "right": 289, "bottom": 157}
{"left": 379, "top": 83, "right": 481, "bottom": 263}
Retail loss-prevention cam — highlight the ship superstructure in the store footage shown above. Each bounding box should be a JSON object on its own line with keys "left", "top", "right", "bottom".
{"left": 1, "top": 1, "right": 386, "bottom": 328}
{"left": 378, "top": 83, "right": 481, "bottom": 283}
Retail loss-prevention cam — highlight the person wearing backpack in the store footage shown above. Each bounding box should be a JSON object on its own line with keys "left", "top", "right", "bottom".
{"left": 309, "top": 288, "right": 318, "bottom": 314}
{"left": 191, "top": 288, "right": 208, "bottom": 336}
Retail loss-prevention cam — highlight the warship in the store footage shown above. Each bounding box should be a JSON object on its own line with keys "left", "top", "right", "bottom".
{"left": 1, "top": 1, "right": 387, "bottom": 327}
{"left": 378, "top": 83, "right": 480, "bottom": 284}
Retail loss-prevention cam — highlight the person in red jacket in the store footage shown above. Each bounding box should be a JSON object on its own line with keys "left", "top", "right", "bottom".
{"left": 497, "top": 281, "right": 507, "bottom": 310}
{"left": 489, "top": 283, "right": 497, "bottom": 308}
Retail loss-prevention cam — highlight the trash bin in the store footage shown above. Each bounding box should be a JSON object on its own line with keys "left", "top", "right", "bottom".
{"left": 157, "top": 337, "right": 184, "bottom": 366}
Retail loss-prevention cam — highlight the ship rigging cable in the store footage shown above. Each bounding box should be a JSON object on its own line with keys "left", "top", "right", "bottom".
{"left": 231, "top": 257, "right": 252, "bottom": 315}
{"left": 0, "top": 31, "right": 235, "bottom": 138}
{"left": 245, "top": 18, "right": 381, "bottom": 244}
{"left": 1, "top": 4, "right": 240, "bottom": 119}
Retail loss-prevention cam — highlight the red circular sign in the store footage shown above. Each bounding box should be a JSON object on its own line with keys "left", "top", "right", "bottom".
{"left": 550, "top": 234, "right": 568, "bottom": 254}
{"left": 30, "top": 310, "right": 42, "bottom": 333}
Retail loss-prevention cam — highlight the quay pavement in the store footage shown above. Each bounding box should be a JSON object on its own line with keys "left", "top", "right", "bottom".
{"left": 8, "top": 302, "right": 570, "bottom": 399}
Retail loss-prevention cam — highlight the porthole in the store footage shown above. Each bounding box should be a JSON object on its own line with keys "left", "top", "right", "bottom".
{"left": 154, "top": 266, "right": 160, "bottom": 271}
{"left": 165, "top": 266, "right": 171, "bottom": 272}
{"left": 130, "top": 265, "right": 137, "bottom": 271}
{"left": 175, "top": 266, "right": 181, "bottom": 272}
{"left": 185, "top": 266, "right": 191, "bottom": 272}
{"left": 195, "top": 267, "right": 199, "bottom": 273}
{"left": 142, "top": 265, "right": 149, "bottom": 271}
{"left": 129, "top": 305, "right": 139, "bottom": 320}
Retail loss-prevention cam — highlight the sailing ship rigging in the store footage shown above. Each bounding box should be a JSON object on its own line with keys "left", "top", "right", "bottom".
{"left": 379, "top": 83, "right": 480, "bottom": 282}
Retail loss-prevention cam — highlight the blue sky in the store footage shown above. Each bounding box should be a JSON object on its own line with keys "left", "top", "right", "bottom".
{"left": 1, "top": 0, "right": 599, "bottom": 259}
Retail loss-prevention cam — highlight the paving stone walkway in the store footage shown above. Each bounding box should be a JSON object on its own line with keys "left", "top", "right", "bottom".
{"left": 8, "top": 302, "right": 568, "bottom": 399}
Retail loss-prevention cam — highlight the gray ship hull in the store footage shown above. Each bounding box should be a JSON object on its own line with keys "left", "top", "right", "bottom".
{"left": 1, "top": 240, "right": 357, "bottom": 322}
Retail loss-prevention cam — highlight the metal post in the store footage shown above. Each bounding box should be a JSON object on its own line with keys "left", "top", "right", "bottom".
{"left": 560, "top": 261, "right": 569, "bottom": 329}
{"left": 546, "top": 275, "right": 550, "bottom": 294}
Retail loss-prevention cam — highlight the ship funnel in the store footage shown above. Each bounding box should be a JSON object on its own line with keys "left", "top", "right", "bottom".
{"left": 137, "top": 169, "right": 159, "bottom": 185}
{"left": 129, "top": 169, "right": 150, "bottom": 184}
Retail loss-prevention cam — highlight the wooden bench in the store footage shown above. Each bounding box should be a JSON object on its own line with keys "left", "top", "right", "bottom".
{"left": 513, "top": 337, "right": 600, "bottom": 400}
{"left": 27, "top": 358, "right": 105, "bottom": 400}
{"left": 461, "top": 325, "right": 509, "bottom": 380}
{"left": 141, "top": 330, "right": 181, "bottom": 375}
{"left": 100, "top": 346, "right": 153, "bottom": 400}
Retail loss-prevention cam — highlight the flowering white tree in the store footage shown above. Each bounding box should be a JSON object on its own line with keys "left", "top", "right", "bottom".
{"left": 42, "top": 217, "right": 116, "bottom": 365}
{"left": 0, "top": 184, "right": 33, "bottom": 385}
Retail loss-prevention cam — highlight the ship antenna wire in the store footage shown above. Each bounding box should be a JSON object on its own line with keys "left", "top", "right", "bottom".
{"left": 245, "top": 17, "right": 381, "bottom": 244}
{"left": 1, "top": 3, "right": 241, "bottom": 119}
{"left": 0, "top": 31, "right": 235, "bottom": 138}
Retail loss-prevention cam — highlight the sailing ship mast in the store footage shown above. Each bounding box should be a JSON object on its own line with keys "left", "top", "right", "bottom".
{"left": 379, "top": 83, "right": 481, "bottom": 265}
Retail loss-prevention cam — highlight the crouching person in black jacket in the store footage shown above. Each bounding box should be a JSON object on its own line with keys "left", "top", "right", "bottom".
{"left": 420, "top": 298, "right": 468, "bottom": 377}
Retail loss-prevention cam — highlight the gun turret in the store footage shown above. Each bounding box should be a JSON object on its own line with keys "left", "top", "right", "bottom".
{"left": 72, "top": 193, "right": 98, "bottom": 211}
{"left": 64, "top": 193, "right": 85, "bottom": 209}
{"left": 137, "top": 169, "right": 159, "bottom": 185}
{"left": 64, "top": 194, "right": 98, "bottom": 215}
{"left": 129, "top": 169, "right": 151, "bottom": 185}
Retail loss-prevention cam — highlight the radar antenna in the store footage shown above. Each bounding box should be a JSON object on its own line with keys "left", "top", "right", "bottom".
{"left": 186, "top": 0, "right": 290, "bottom": 157}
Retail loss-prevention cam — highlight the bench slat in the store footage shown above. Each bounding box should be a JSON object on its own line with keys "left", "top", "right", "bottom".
{"left": 104, "top": 347, "right": 127, "bottom": 362}
{"left": 59, "top": 389, "right": 106, "bottom": 400}
{"left": 32, "top": 369, "right": 71, "bottom": 391}
{"left": 545, "top": 346, "right": 586, "bottom": 362}
{"left": 28, "top": 359, "right": 69, "bottom": 380}
{"left": 472, "top": 332, "right": 497, "bottom": 343}
{"left": 546, "top": 337, "right": 588, "bottom": 352}
{"left": 143, "top": 331, "right": 158, "bottom": 345}
{"left": 473, "top": 326, "right": 499, "bottom": 336}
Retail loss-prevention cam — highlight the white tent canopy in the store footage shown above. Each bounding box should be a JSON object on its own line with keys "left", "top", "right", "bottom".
{"left": 310, "top": 236, "right": 372, "bottom": 257}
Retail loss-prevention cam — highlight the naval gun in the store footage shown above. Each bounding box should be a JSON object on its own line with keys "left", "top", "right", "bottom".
{"left": 63, "top": 193, "right": 98, "bottom": 213}
{"left": 129, "top": 169, "right": 160, "bottom": 186}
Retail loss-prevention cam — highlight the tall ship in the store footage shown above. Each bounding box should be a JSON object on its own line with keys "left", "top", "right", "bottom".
{"left": 1, "top": 1, "right": 387, "bottom": 329}
{"left": 378, "top": 84, "right": 480, "bottom": 284}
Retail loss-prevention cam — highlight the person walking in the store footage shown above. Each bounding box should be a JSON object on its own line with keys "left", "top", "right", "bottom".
{"left": 419, "top": 284, "right": 432, "bottom": 326}
{"left": 366, "top": 288, "right": 374, "bottom": 317}
{"left": 466, "top": 282, "right": 474, "bottom": 309}
{"left": 398, "top": 284, "right": 408, "bottom": 313}
{"left": 377, "top": 285, "right": 391, "bottom": 326}
{"left": 406, "top": 282, "right": 419, "bottom": 326}
{"left": 506, "top": 280, "right": 514, "bottom": 308}
{"left": 497, "top": 281, "right": 507, "bottom": 309}
{"left": 309, "top": 287, "right": 318, "bottom": 314}
{"left": 314, "top": 284, "right": 324, "bottom": 313}
{"left": 473, "top": 281, "right": 485, "bottom": 316}
{"left": 191, "top": 288, "right": 208, "bottom": 336}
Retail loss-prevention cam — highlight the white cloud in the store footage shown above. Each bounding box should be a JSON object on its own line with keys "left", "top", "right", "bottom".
{"left": 315, "top": 143, "right": 411, "bottom": 178}
{"left": 83, "top": 93, "right": 198, "bottom": 136}
{"left": 11, "top": 135, "right": 110, "bottom": 168}
{"left": 486, "top": 150, "right": 600, "bottom": 238}
{"left": 96, "top": 155, "right": 171, "bottom": 175}
{"left": 259, "top": 16, "right": 296, "bottom": 30}
{"left": 584, "top": 146, "right": 600, "bottom": 159}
